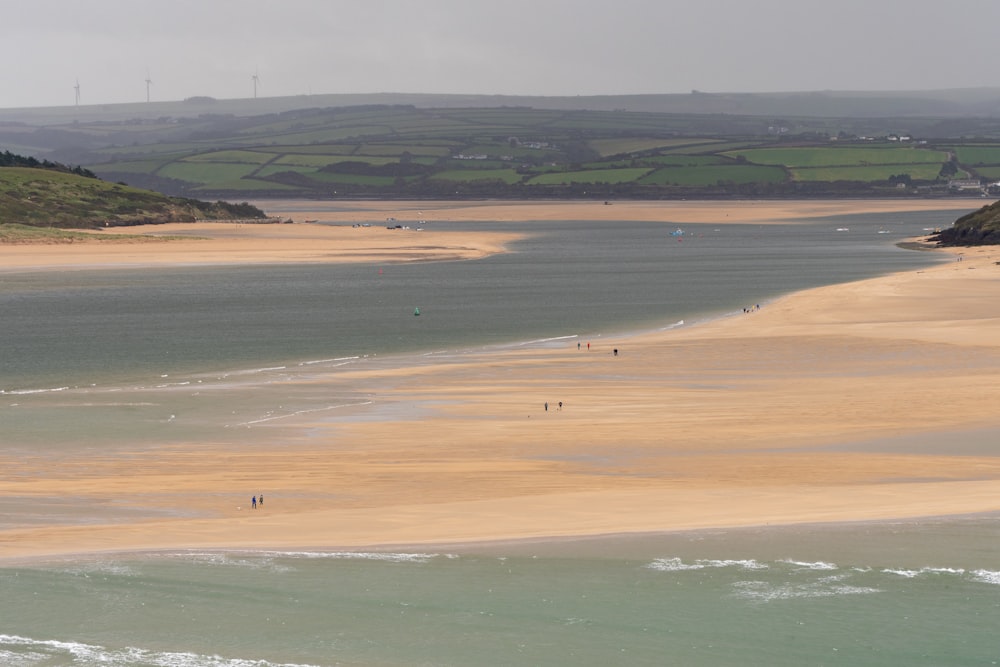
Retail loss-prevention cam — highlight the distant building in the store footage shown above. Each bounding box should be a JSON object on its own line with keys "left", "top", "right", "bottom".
{"left": 948, "top": 179, "right": 984, "bottom": 192}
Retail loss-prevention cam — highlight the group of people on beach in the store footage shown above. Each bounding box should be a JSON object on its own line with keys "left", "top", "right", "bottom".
{"left": 251, "top": 494, "right": 263, "bottom": 509}
{"left": 577, "top": 341, "right": 619, "bottom": 356}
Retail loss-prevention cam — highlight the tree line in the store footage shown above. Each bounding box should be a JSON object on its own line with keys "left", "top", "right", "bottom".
{"left": 0, "top": 149, "right": 96, "bottom": 178}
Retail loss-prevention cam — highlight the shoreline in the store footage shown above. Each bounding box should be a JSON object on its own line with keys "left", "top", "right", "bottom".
{"left": 258, "top": 197, "right": 986, "bottom": 225}
{"left": 0, "top": 221, "right": 525, "bottom": 273}
{"left": 0, "top": 199, "right": 979, "bottom": 273}
{"left": 8, "top": 509, "right": 1000, "bottom": 568}
{"left": 3, "top": 199, "right": 1000, "bottom": 562}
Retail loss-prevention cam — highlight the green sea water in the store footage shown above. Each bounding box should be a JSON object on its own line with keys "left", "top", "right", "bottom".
{"left": 3, "top": 518, "right": 999, "bottom": 666}
{"left": 3, "top": 208, "right": 999, "bottom": 666}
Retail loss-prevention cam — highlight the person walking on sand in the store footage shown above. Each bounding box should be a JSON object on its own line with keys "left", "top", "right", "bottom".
{"left": 544, "top": 402, "right": 548, "bottom": 412}
{"left": 252, "top": 495, "right": 257, "bottom": 510}
{"left": 258, "top": 494, "right": 263, "bottom": 507}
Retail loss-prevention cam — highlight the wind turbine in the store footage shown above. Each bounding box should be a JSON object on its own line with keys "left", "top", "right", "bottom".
{"left": 74, "top": 79, "right": 81, "bottom": 106}
{"left": 145, "top": 71, "right": 153, "bottom": 103}
{"left": 252, "top": 68, "right": 260, "bottom": 99}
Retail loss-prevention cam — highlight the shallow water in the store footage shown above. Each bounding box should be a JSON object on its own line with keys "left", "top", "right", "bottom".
{"left": 1, "top": 211, "right": 951, "bottom": 454}
{"left": 0, "top": 212, "right": 948, "bottom": 393}
{"left": 4, "top": 207, "right": 996, "bottom": 666}
{"left": 3, "top": 517, "right": 999, "bottom": 666}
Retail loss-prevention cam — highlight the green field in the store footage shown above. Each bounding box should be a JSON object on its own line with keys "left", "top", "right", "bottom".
{"left": 638, "top": 155, "right": 729, "bottom": 167}
{"left": 429, "top": 169, "right": 524, "bottom": 184}
{"left": 231, "top": 125, "right": 393, "bottom": 145}
{"left": 215, "top": 178, "right": 304, "bottom": 191}
{"left": 184, "top": 150, "right": 275, "bottom": 164}
{"left": 357, "top": 143, "right": 453, "bottom": 157}
{"left": 38, "top": 103, "right": 993, "bottom": 198}
{"left": 664, "top": 141, "right": 766, "bottom": 154}
{"left": 790, "top": 164, "right": 945, "bottom": 182}
{"left": 96, "top": 158, "right": 172, "bottom": 173}
{"left": 270, "top": 154, "right": 354, "bottom": 167}
{"left": 253, "top": 164, "right": 318, "bottom": 178}
{"left": 950, "top": 146, "right": 1000, "bottom": 165}
{"left": 291, "top": 171, "right": 400, "bottom": 187}
{"left": 91, "top": 143, "right": 212, "bottom": 157}
{"left": 973, "top": 166, "right": 1000, "bottom": 179}
{"left": 252, "top": 144, "right": 358, "bottom": 155}
{"left": 526, "top": 168, "right": 652, "bottom": 185}
{"left": 640, "top": 164, "right": 786, "bottom": 186}
{"left": 728, "top": 146, "right": 948, "bottom": 168}
{"left": 461, "top": 144, "right": 558, "bottom": 159}
{"left": 587, "top": 137, "right": 722, "bottom": 157}
{"left": 158, "top": 162, "right": 260, "bottom": 184}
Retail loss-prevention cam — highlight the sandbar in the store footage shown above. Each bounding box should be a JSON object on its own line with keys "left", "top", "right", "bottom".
{"left": 264, "top": 197, "right": 982, "bottom": 224}
{"left": 3, "top": 198, "right": 1000, "bottom": 561}
{"left": 0, "top": 220, "right": 522, "bottom": 272}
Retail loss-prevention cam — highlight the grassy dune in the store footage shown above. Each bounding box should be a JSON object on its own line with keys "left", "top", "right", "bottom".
{"left": 0, "top": 166, "right": 265, "bottom": 229}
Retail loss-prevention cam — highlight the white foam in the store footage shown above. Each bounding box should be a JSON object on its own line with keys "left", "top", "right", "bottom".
{"left": 261, "top": 550, "right": 451, "bottom": 563}
{"left": 923, "top": 566, "right": 966, "bottom": 575}
{"left": 517, "top": 334, "right": 579, "bottom": 346}
{"left": 647, "top": 557, "right": 768, "bottom": 572}
{"left": 171, "top": 549, "right": 452, "bottom": 565}
{"left": 779, "top": 559, "right": 839, "bottom": 571}
{"left": 882, "top": 568, "right": 920, "bottom": 578}
{"left": 1, "top": 386, "right": 69, "bottom": 395}
{"left": 166, "top": 552, "right": 291, "bottom": 572}
{"left": 0, "top": 634, "right": 322, "bottom": 666}
{"left": 646, "top": 557, "right": 702, "bottom": 571}
{"left": 218, "top": 366, "right": 289, "bottom": 379}
{"left": 231, "top": 400, "right": 372, "bottom": 427}
{"left": 60, "top": 561, "right": 138, "bottom": 578}
{"left": 657, "top": 319, "right": 685, "bottom": 331}
{"left": 971, "top": 569, "right": 1000, "bottom": 585}
{"left": 732, "top": 580, "right": 882, "bottom": 603}
{"left": 883, "top": 566, "right": 967, "bottom": 579}
{"left": 299, "top": 356, "right": 360, "bottom": 366}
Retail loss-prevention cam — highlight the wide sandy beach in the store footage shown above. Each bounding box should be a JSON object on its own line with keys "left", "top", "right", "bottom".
{"left": 3, "top": 199, "right": 1000, "bottom": 561}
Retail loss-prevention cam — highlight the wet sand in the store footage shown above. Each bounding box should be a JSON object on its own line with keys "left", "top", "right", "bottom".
{"left": 3, "top": 199, "right": 1000, "bottom": 561}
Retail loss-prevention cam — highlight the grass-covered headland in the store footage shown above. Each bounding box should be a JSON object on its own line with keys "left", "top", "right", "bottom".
{"left": 932, "top": 200, "right": 1000, "bottom": 246}
{"left": 1, "top": 150, "right": 266, "bottom": 230}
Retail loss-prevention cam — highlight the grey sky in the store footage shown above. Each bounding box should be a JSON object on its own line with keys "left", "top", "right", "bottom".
{"left": 2, "top": 0, "right": 998, "bottom": 109}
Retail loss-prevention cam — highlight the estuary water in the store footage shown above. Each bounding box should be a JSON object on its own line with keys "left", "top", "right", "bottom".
{"left": 3, "top": 208, "right": 999, "bottom": 666}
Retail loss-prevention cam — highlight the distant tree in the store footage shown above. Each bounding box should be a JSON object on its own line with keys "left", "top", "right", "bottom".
{"left": 1, "top": 149, "right": 96, "bottom": 178}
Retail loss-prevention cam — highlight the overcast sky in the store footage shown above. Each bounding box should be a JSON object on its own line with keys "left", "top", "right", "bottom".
{"left": 2, "top": 0, "right": 999, "bottom": 109}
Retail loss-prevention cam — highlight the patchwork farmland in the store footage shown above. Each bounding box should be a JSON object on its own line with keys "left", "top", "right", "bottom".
{"left": 24, "top": 104, "right": 1000, "bottom": 199}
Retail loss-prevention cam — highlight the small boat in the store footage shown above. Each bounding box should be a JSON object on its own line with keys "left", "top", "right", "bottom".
{"left": 670, "top": 228, "right": 684, "bottom": 236}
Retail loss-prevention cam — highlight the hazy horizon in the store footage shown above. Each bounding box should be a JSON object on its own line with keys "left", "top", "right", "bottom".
{"left": 3, "top": 0, "right": 1000, "bottom": 109}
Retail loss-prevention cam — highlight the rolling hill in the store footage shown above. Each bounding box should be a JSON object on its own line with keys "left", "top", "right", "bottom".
{"left": 4, "top": 90, "right": 1000, "bottom": 201}
{"left": 0, "top": 162, "right": 265, "bottom": 229}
